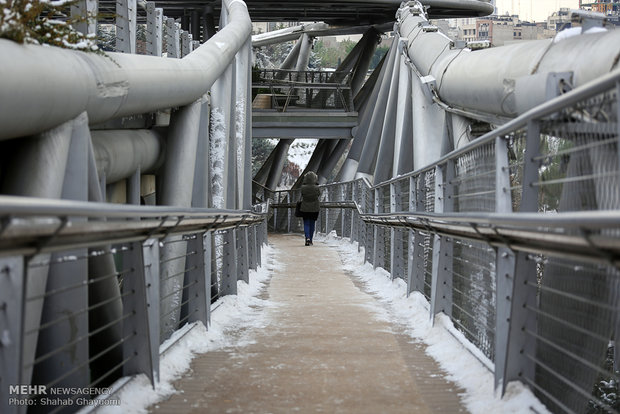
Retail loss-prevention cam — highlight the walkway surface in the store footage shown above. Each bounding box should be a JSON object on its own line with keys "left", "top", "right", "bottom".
{"left": 150, "top": 234, "right": 468, "bottom": 413}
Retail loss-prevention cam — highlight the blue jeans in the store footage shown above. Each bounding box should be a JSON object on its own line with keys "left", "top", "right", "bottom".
{"left": 303, "top": 218, "right": 316, "bottom": 241}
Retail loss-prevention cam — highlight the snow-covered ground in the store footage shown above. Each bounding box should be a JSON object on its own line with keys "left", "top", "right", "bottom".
{"left": 93, "top": 233, "right": 550, "bottom": 414}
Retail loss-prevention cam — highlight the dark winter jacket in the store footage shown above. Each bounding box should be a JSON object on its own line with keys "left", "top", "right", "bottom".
{"left": 300, "top": 172, "right": 320, "bottom": 219}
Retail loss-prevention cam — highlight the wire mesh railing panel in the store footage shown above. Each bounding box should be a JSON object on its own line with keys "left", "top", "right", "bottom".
{"left": 423, "top": 169, "right": 436, "bottom": 213}
{"left": 422, "top": 232, "right": 434, "bottom": 301}
{"left": 525, "top": 255, "right": 620, "bottom": 414}
{"left": 23, "top": 245, "right": 133, "bottom": 410}
{"left": 395, "top": 178, "right": 410, "bottom": 212}
{"left": 537, "top": 119, "right": 619, "bottom": 213}
{"left": 377, "top": 186, "right": 390, "bottom": 214}
{"left": 453, "top": 140, "right": 497, "bottom": 213}
{"left": 506, "top": 128, "right": 528, "bottom": 212}
{"left": 253, "top": 69, "right": 354, "bottom": 111}
{"left": 450, "top": 238, "right": 497, "bottom": 362}
{"left": 382, "top": 226, "right": 391, "bottom": 273}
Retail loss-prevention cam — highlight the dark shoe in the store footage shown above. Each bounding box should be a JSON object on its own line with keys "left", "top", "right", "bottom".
{"left": 309, "top": 240, "right": 313, "bottom": 245}
{"left": 305, "top": 239, "right": 310, "bottom": 246}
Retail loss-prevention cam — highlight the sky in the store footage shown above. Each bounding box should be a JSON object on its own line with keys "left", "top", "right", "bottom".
{"left": 495, "top": 0, "right": 581, "bottom": 22}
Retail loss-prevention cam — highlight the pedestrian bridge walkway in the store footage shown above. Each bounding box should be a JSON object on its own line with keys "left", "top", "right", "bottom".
{"left": 150, "top": 234, "right": 466, "bottom": 413}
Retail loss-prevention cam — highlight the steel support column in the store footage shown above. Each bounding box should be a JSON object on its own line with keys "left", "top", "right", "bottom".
{"left": 350, "top": 28, "right": 380, "bottom": 96}
{"left": 338, "top": 47, "right": 391, "bottom": 181}
{"left": 31, "top": 113, "right": 90, "bottom": 399}
{"left": 395, "top": 52, "right": 414, "bottom": 177}
{"left": 265, "top": 139, "right": 293, "bottom": 190}
{"left": 159, "top": 100, "right": 202, "bottom": 340}
{"left": 353, "top": 37, "right": 398, "bottom": 182}
{"left": 2, "top": 119, "right": 72, "bottom": 388}
{"left": 236, "top": 36, "right": 252, "bottom": 209}
{"left": 372, "top": 51, "right": 401, "bottom": 183}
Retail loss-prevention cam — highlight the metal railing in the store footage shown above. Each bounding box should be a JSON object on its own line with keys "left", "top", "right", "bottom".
{"left": 270, "top": 70, "right": 620, "bottom": 414}
{"left": 0, "top": 198, "right": 269, "bottom": 414}
{"left": 252, "top": 69, "right": 354, "bottom": 111}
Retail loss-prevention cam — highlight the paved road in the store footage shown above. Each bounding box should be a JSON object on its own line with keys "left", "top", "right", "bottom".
{"left": 151, "top": 233, "right": 468, "bottom": 413}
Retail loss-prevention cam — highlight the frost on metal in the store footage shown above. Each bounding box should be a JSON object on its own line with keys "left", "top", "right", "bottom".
{"left": 0, "top": 0, "right": 99, "bottom": 51}
{"left": 235, "top": 98, "right": 246, "bottom": 176}
{"left": 210, "top": 107, "right": 226, "bottom": 210}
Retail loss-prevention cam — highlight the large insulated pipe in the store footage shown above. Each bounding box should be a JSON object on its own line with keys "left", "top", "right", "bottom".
{"left": 398, "top": 1, "right": 620, "bottom": 119}
{"left": 91, "top": 129, "right": 164, "bottom": 184}
{"left": 0, "top": 0, "right": 251, "bottom": 141}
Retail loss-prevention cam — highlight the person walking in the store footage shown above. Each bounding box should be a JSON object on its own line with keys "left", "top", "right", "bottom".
{"left": 300, "top": 171, "right": 320, "bottom": 246}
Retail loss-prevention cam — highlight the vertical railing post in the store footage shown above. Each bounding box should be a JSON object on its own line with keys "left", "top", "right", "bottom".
{"left": 389, "top": 182, "right": 398, "bottom": 280}
{"left": 116, "top": 0, "right": 137, "bottom": 53}
{"left": 248, "top": 225, "right": 258, "bottom": 270}
{"left": 237, "top": 227, "right": 249, "bottom": 283}
{"left": 166, "top": 18, "right": 180, "bottom": 58}
{"left": 0, "top": 257, "right": 24, "bottom": 414}
{"left": 181, "top": 31, "right": 193, "bottom": 57}
{"left": 340, "top": 185, "right": 346, "bottom": 237}
{"left": 430, "top": 162, "right": 454, "bottom": 322}
{"left": 494, "top": 135, "right": 519, "bottom": 393}
{"left": 221, "top": 229, "right": 238, "bottom": 296}
{"left": 146, "top": 3, "right": 163, "bottom": 56}
{"left": 372, "top": 188, "right": 380, "bottom": 269}
{"left": 351, "top": 183, "right": 358, "bottom": 243}
{"left": 186, "top": 232, "right": 210, "bottom": 327}
{"left": 365, "top": 184, "right": 374, "bottom": 264}
{"left": 325, "top": 187, "right": 331, "bottom": 234}
{"left": 287, "top": 193, "right": 292, "bottom": 233}
{"left": 406, "top": 175, "right": 419, "bottom": 295}
{"left": 122, "top": 239, "right": 160, "bottom": 386}
{"left": 71, "top": 0, "right": 97, "bottom": 36}
{"left": 504, "top": 121, "right": 540, "bottom": 390}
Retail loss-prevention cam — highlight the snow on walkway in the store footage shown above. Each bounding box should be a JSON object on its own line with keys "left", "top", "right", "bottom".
{"left": 93, "top": 232, "right": 550, "bottom": 414}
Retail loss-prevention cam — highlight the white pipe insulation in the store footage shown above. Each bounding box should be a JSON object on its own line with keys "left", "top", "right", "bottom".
{"left": 0, "top": 0, "right": 251, "bottom": 141}
{"left": 398, "top": 2, "right": 620, "bottom": 119}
